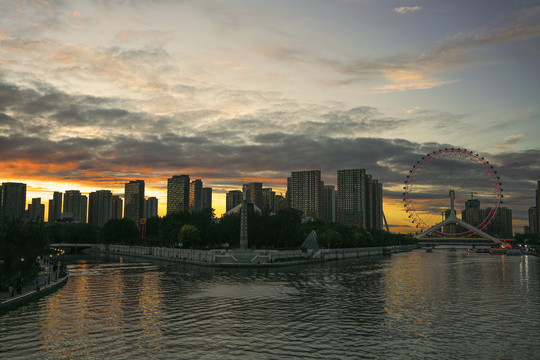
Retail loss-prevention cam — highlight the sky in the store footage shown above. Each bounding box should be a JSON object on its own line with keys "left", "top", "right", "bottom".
{"left": 0, "top": 0, "right": 539, "bottom": 234}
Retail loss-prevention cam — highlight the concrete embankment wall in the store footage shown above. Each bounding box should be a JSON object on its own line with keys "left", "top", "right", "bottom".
{"left": 93, "top": 244, "right": 417, "bottom": 266}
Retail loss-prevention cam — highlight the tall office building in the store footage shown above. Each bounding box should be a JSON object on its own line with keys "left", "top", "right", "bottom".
{"left": 529, "top": 207, "right": 537, "bottom": 234}
{"left": 485, "top": 207, "right": 513, "bottom": 238}
{"left": 462, "top": 197, "right": 484, "bottom": 228}
{"left": 366, "top": 178, "right": 383, "bottom": 230}
{"left": 536, "top": 181, "right": 540, "bottom": 236}
{"left": 112, "top": 195, "right": 123, "bottom": 219}
{"left": 167, "top": 175, "right": 190, "bottom": 214}
{"left": 287, "top": 170, "right": 322, "bottom": 219}
{"left": 124, "top": 180, "right": 145, "bottom": 226}
{"left": 322, "top": 185, "right": 336, "bottom": 223}
{"left": 88, "top": 190, "right": 113, "bottom": 228}
{"left": 48, "top": 199, "right": 54, "bottom": 223}
{"left": 274, "top": 194, "right": 286, "bottom": 211}
{"left": 226, "top": 190, "right": 243, "bottom": 212}
{"left": 286, "top": 177, "right": 292, "bottom": 208}
{"left": 245, "top": 182, "right": 263, "bottom": 210}
{"left": 337, "top": 169, "right": 366, "bottom": 227}
{"left": 202, "top": 187, "right": 212, "bottom": 210}
{"left": 144, "top": 197, "right": 158, "bottom": 218}
{"left": 0, "top": 182, "right": 27, "bottom": 220}
{"left": 63, "top": 190, "right": 87, "bottom": 223}
{"left": 29, "top": 198, "right": 45, "bottom": 222}
{"left": 48, "top": 191, "right": 62, "bottom": 223}
{"left": 262, "top": 188, "right": 276, "bottom": 211}
{"left": 80, "top": 195, "right": 88, "bottom": 223}
{"left": 190, "top": 179, "right": 203, "bottom": 212}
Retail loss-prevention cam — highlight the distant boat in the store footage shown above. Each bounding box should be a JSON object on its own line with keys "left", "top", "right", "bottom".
{"left": 426, "top": 248, "right": 433, "bottom": 253}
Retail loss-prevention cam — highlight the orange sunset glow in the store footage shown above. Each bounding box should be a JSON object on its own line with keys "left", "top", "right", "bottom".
{"left": 1, "top": 0, "right": 539, "bottom": 235}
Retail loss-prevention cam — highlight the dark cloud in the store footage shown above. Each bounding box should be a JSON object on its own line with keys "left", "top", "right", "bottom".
{"left": 0, "top": 112, "right": 19, "bottom": 127}
{"left": 0, "top": 78, "right": 537, "bottom": 229}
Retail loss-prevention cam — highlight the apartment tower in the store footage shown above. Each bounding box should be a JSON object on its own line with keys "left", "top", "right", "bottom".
{"left": 124, "top": 180, "right": 145, "bottom": 226}
{"left": 167, "top": 175, "right": 190, "bottom": 214}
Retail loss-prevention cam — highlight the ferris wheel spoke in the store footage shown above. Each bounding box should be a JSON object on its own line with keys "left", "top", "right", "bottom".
{"left": 419, "top": 165, "right": 451, "bottom": 191}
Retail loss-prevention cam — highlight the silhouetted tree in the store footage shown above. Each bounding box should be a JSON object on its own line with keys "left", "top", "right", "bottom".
{"left": 178, "top": 224, "right": 201, "bottom": 248}
{"left": 102, "top": 218, "right": 138, "bottom": 244}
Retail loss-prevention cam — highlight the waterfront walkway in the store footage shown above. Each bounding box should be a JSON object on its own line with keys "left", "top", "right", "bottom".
{"left": 0, "top": 263, "right": 68, "bottom": 312}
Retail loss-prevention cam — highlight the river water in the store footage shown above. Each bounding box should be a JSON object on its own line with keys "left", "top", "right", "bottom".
{"left": 1, "top": 250, "right": 539, "bottom": 359}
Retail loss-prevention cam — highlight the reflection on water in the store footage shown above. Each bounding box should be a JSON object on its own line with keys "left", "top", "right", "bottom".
{"left": 1, "top": 250, "right": 539, "bottom": 359}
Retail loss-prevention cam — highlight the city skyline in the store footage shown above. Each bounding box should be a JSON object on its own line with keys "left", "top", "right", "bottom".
{"left": 1, "top": 1, "right": 539, "bottom": 233}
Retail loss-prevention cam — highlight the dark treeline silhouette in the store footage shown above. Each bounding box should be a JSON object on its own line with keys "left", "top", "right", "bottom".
{"left": 0, "top": 218, "right": 48, "bottom": 289}
{"left": 101, "top": 208, "right": 416, "bottom": 250}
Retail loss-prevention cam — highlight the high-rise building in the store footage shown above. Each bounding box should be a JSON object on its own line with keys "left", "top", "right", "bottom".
{"left": 529, "top": 206, "right": 537, "bottom": 235}
{"left": 124, "top": 180, "right": 145, "bottom": 226}
{"left": 63, "top": 190, "right": 87, "bottom": 223}
{"left": 226, "top": 190, "right": 243, "bottom": 212}
{"left": 80, "top": 195, "right": 88, "bottom": 223}
{"left": 112, "top": 195, "right": 123, "bottom": 219}
{"left": 167, "top": 175, "right": 190, "bottom": 214}
{"left": 536, "top": 181, "right": 540, "bottom": 236}
{"left": 29, "top": 198, "right": 45, "bottom": 222}
{"left": 48, "top": 191, "right": 62, "bottom": 223}
{"left": 274, "top": 194, "right": 286, "bottom": 211}
{"left": 89, "top": 190, "right": 113, "bottom": 228}
{"left": 364, "top": 176, "right": 383, "bottom": 230}
{"left": 286, "top": 177, "right": 292, "bottom": 208}
{"left": 485, "top": 207, "right": 513, "bottom": 238}
{"left": 288, "top": 170, "right": 322, "bottom": 219}
{"left": 144, "top": 197, "right": 158, "bottom": 218}
{"left": 48, "top": 199, "right": 54, "bottom": 222}
{"left": 462, "top": 197, "right": 484, "bottom": 227}
{"left": 337, "top": 169, "right": 366, "bottom": 227}
{"left": 462, "top": 197, "right": 513, "bottom": 238}
{"left": 202, "top": 187, "right": 212, "bottom": 210}
{"left": 322, "top": 185, "right": 336, "bottom": 223}
{"left": 0, "top": 182, "right": 27, "bottom": 220}
{"left": 245, "top": 182, "right": 263, "bottom": 210}
{"left": 262, "top": 188, "right": 276, "bottom": 211}
{"left": 190, "top": 179, "right": 203, "bottom": 212}
{"left": 372, "top": 180, "right": 383, "bottom": 230}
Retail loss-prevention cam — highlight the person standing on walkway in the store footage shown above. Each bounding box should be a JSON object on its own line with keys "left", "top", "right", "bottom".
{"left": 8, "top": 285, "right": 13, "bottom": 297}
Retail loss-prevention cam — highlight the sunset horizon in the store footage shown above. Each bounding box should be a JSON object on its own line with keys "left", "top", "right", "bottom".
{"left": 2, "top": 0, "right": 539, "bottom": 234}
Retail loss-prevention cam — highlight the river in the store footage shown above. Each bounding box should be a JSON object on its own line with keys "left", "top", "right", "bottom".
{"left": 1, "top": 249, "right": 539, "bottom": 359}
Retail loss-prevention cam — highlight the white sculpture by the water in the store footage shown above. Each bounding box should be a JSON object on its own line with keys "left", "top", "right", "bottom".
{"left": 415, "top": 190, "right": 501, "bottom": 244}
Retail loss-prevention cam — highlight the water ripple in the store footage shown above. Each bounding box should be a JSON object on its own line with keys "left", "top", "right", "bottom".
{"left": 1, "top": 251, "right": 539, "bottom": 359}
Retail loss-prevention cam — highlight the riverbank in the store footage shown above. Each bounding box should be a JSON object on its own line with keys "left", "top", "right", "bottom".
{"left": 93, "top": 244, "right": 418, "bottom": 267}
{"left": 0, "top": 271, "right": 69, "bottom": 313}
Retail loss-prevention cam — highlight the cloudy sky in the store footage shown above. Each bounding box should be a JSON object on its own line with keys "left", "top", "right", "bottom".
{"left": 1, "top": 0, "right": 539, "bottom": 233}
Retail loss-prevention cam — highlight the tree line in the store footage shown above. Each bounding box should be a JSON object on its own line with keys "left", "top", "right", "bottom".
{"left": 100, "top": 207, "right": 416, "bottom": 250}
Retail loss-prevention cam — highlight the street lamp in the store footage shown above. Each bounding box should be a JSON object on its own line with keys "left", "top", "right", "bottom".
{"left": 20, "top": 257, "right": 24, "bottom": 281}
{"left": 55, "top": 253, "right": 59, "bottom": 280}
{"left": 48, "top": 254, "right": 52, "bottom": 284}
{"left": 35, "top": 256, "right": 40, "bottom": 284}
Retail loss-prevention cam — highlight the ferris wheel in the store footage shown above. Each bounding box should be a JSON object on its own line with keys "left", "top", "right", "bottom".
{"left": 403, "top": 148, "right": 503, "bottom": 237}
